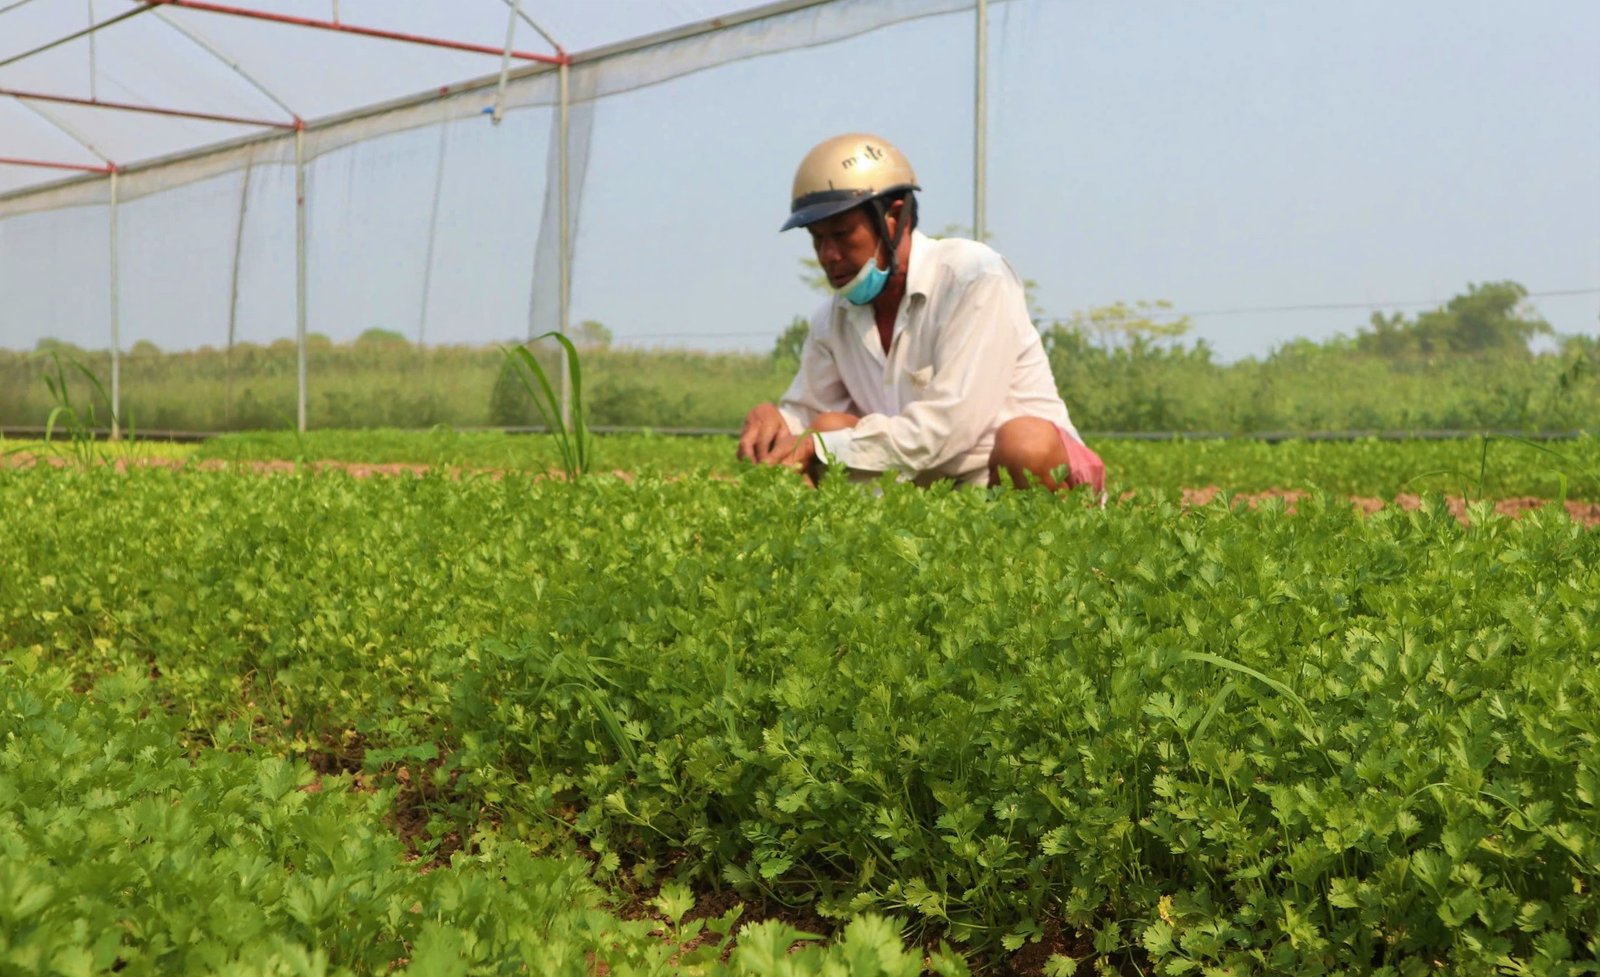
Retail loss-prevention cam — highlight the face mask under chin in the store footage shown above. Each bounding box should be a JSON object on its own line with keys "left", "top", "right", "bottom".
{"left": 833, "top": 251, "right": 890, "bottom": 306}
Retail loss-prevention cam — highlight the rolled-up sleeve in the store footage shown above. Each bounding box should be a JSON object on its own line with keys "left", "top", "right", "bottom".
{"left": 821, "top": 266, "right": 1027, "bottom": 474}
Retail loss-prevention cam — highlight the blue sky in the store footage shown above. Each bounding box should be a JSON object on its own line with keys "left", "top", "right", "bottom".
{"left": 552, "top": 1, "right": 1600, "bottom": 361}
{"left": 1, "top": 0, "right": 1597, "bottom": 362}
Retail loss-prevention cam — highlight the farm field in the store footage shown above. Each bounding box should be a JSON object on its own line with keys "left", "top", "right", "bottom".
{"left": 3, "top": 438, "right": 1598, "bottom": 974}
{"left": 11, "top": 427, "right": 1598, "bottom": 503}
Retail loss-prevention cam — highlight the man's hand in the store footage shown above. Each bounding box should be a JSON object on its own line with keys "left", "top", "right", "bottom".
{"left": 778, "top": 433, "right": 823, "bottom": 486}
{"left": 737, "top": 402, "right": 795, "bottom": 464}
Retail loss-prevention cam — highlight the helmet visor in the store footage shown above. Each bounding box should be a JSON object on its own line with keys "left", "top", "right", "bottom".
{"left": 780, "top": 185, "right": 918, "bottom": 232}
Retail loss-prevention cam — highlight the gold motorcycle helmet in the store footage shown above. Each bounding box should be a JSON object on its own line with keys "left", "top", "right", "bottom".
{"left": 780, "top": 133, "right": 921, "bottom": 236}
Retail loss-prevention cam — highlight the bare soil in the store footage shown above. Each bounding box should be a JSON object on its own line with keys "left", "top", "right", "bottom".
{"left": 1177, "top": 484, "right": 1600, "bottom": 527}
{"left": 8, "top": 452, "right": 1596, "bottom": 527}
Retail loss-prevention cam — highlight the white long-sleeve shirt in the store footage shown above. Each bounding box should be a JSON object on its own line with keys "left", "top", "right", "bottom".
{"left": 777, "top": 230, "right": 1080, "bottom": 481}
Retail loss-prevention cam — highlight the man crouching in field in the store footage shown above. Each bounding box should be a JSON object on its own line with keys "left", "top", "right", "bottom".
{"left": 737, "top": 132, "right": 1105, "bottom": 493}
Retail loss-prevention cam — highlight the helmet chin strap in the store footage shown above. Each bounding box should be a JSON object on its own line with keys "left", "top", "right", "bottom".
{"left": 867, "top": 193, "right": 915, "bottom": 274}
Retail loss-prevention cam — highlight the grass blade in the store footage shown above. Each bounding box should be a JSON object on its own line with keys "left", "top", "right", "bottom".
{"left": 1181, "top": 651, "right": 1312, "bottom": 724}
{"left": 502, "top": 334, "right": 589, "bottom": 480}
{"left": 1192, "top": 680, "right": 1237, "bottom": 739}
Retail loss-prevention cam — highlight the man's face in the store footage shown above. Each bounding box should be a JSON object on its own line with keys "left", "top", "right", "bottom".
{"left": 807, "top": 207, "right": 881, "bottom": 289}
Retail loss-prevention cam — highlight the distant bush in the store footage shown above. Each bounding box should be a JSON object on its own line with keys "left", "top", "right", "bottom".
{"left": 356, "top": 327, "right": 409, "bottom": 347}
{"left": 771, "top": 315, "right": 809, "bottom": 367}
{"left": 1355, "top": 281, "right": 1550, "bottom": 357}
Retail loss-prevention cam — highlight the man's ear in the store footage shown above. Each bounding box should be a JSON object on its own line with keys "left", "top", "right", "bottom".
{"left": 883, "top": 197, "right": 904, "bottom": 239}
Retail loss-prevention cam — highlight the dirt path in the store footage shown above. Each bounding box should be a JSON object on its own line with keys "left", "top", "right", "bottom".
{"left": 7, "top": 452, "right": 1597, "bottom": 527}
{"left": 1178, "top": 484, "right": 1600, "bottom": 527}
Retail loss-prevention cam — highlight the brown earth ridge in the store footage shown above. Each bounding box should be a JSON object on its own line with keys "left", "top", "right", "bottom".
{"left": 6, "top": 452, "right": 1598, "bottom": 527}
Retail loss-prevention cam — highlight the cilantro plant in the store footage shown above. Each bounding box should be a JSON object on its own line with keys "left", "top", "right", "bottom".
{"left": 3, "top": 460, "right": 1597, "bottom": 973}
{"left": 0, "top": 653, "right": 968, "bottom": 975}
{"left": 184, "top": 430, "right": 1600, "bottom": 502}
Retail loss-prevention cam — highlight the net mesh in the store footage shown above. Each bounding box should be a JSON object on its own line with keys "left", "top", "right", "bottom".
{"left": 2, "top": 0, "right": 1596, "bottom": 431}
{"left": 0, "top": 0, "right": 975, "bottom": 429}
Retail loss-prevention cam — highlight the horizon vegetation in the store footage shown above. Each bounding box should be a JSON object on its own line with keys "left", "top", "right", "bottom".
{"left": 1, "top": 280, "right": 1594, "bottom": 435}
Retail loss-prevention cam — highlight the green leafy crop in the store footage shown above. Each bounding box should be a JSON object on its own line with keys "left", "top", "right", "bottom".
{"left": 2, "top": 458, "right": 1596, "bottom": 973}
{"left": 184, "top": 430, "right": 1600, "bottom": 502}
{"left": 0, "top": 653, "right": 966, "bottom": 975}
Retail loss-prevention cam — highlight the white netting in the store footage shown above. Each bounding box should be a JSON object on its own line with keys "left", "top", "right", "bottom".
{"left": 2, "top": 0, "right": 1596, "bottom": 429}
{"left": 0, "top": 0, "right": 976, "bottom": 429}
{"left": 0, "top": 198, "right": 112, "bottom": 348}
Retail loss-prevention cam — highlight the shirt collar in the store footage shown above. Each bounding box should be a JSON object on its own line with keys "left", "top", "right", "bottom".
{"left": 904, "top": 229, "right": 934, "bottom": 300}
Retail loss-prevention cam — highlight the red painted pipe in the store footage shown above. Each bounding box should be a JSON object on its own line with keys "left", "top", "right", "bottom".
{"left": 0, "top": 156, "right": 114, "bottom": 173}
{"left": 0, "top": 87, "right": 296, "bottom": 129}
{"left": 142, "top": 1, "right": 568, "bottom": 64}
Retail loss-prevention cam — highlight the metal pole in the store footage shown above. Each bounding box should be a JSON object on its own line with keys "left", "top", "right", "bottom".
{"left": 108, "top": 168, "right": 120, "bottom": 439}
{"left": 0, "top": 4, "right": 155, "bottom": 70}
{"left": 295, "top": 127, "right": 308, "bottom": 433}
{"left": 12, "top": 98, "right": 115, "bottom": 167}
{"left": 494, "top": 0, "right": 561, "bottom": 52}
{"left": 145, "top": 1, "right": 561, "bottom": 63}
{"left": 152, "top": 10, "right": 302, "bottom": 122}
{"left": 974, "top": 0, "right": 987, "bottom": 242}
{"left": 0, "top": 156, "right": 111, "bottom": 173}
{"left": 491, "top": 0, "right": 522, "bottom": 124}
{"left": 0, "top": 85, "right": 298, "bottom": 129}
{"left": 417, "top": 121, "right": 448, "bottom": 345}
{"left": 87, "top": 0, "right": 97, "bottom": 100}
{"left": 225, "top": 160, "right": 252, "bottom": 428}
{"left": 557, "top": 59, "right": 571, "bottom": 427}
{"left": 0, "top": 0, "right": 50, "bottom": 17}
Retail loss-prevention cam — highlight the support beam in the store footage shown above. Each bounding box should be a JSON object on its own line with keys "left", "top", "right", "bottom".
{"left": 14, "top": 98, "right": 116, "bottom": 168}
{"left": 141, "top": 1, "right": 565, "bottom": 64}
{"left": 87, "top": 0, "right": 98, "bottom": 100}
{"left": 557, "top": 59, "right": 571, "bottom": 427}
{"left": 0, "top": 0, "right": 49, "bottom": 18}
{"left": 1, "top": 0, "right": 854, "bottom": 209}
{"left": 109, "top": 169, "right": 121, "bottom": 439}
{"left": 417, "top": 122, "right": 448, "bottom": 345}
{"left": 0, "top": 4, "right": 156, "bottom": 70}
{"left": 0, "top": 87, "right": 296, "bottom": 129}
{"left": 225, "top": 161, "right": 251, "bottom": 429}
{"left": 491, "top": 0, "right": 522, "bottom": 124}
{"left": 973, "top": 0, "right": 987, "bottom": 242}
{"left": 294, "top": 125, "right": 308, "bottom": 433}
{"left": 494, "top": 0, "right": 564, "bottom": 58}
{"left": 150, "top": 9, "right": 301, "bottom": 123}
{"left": 0, "top": 155, "right": 112, "bottom": 173}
